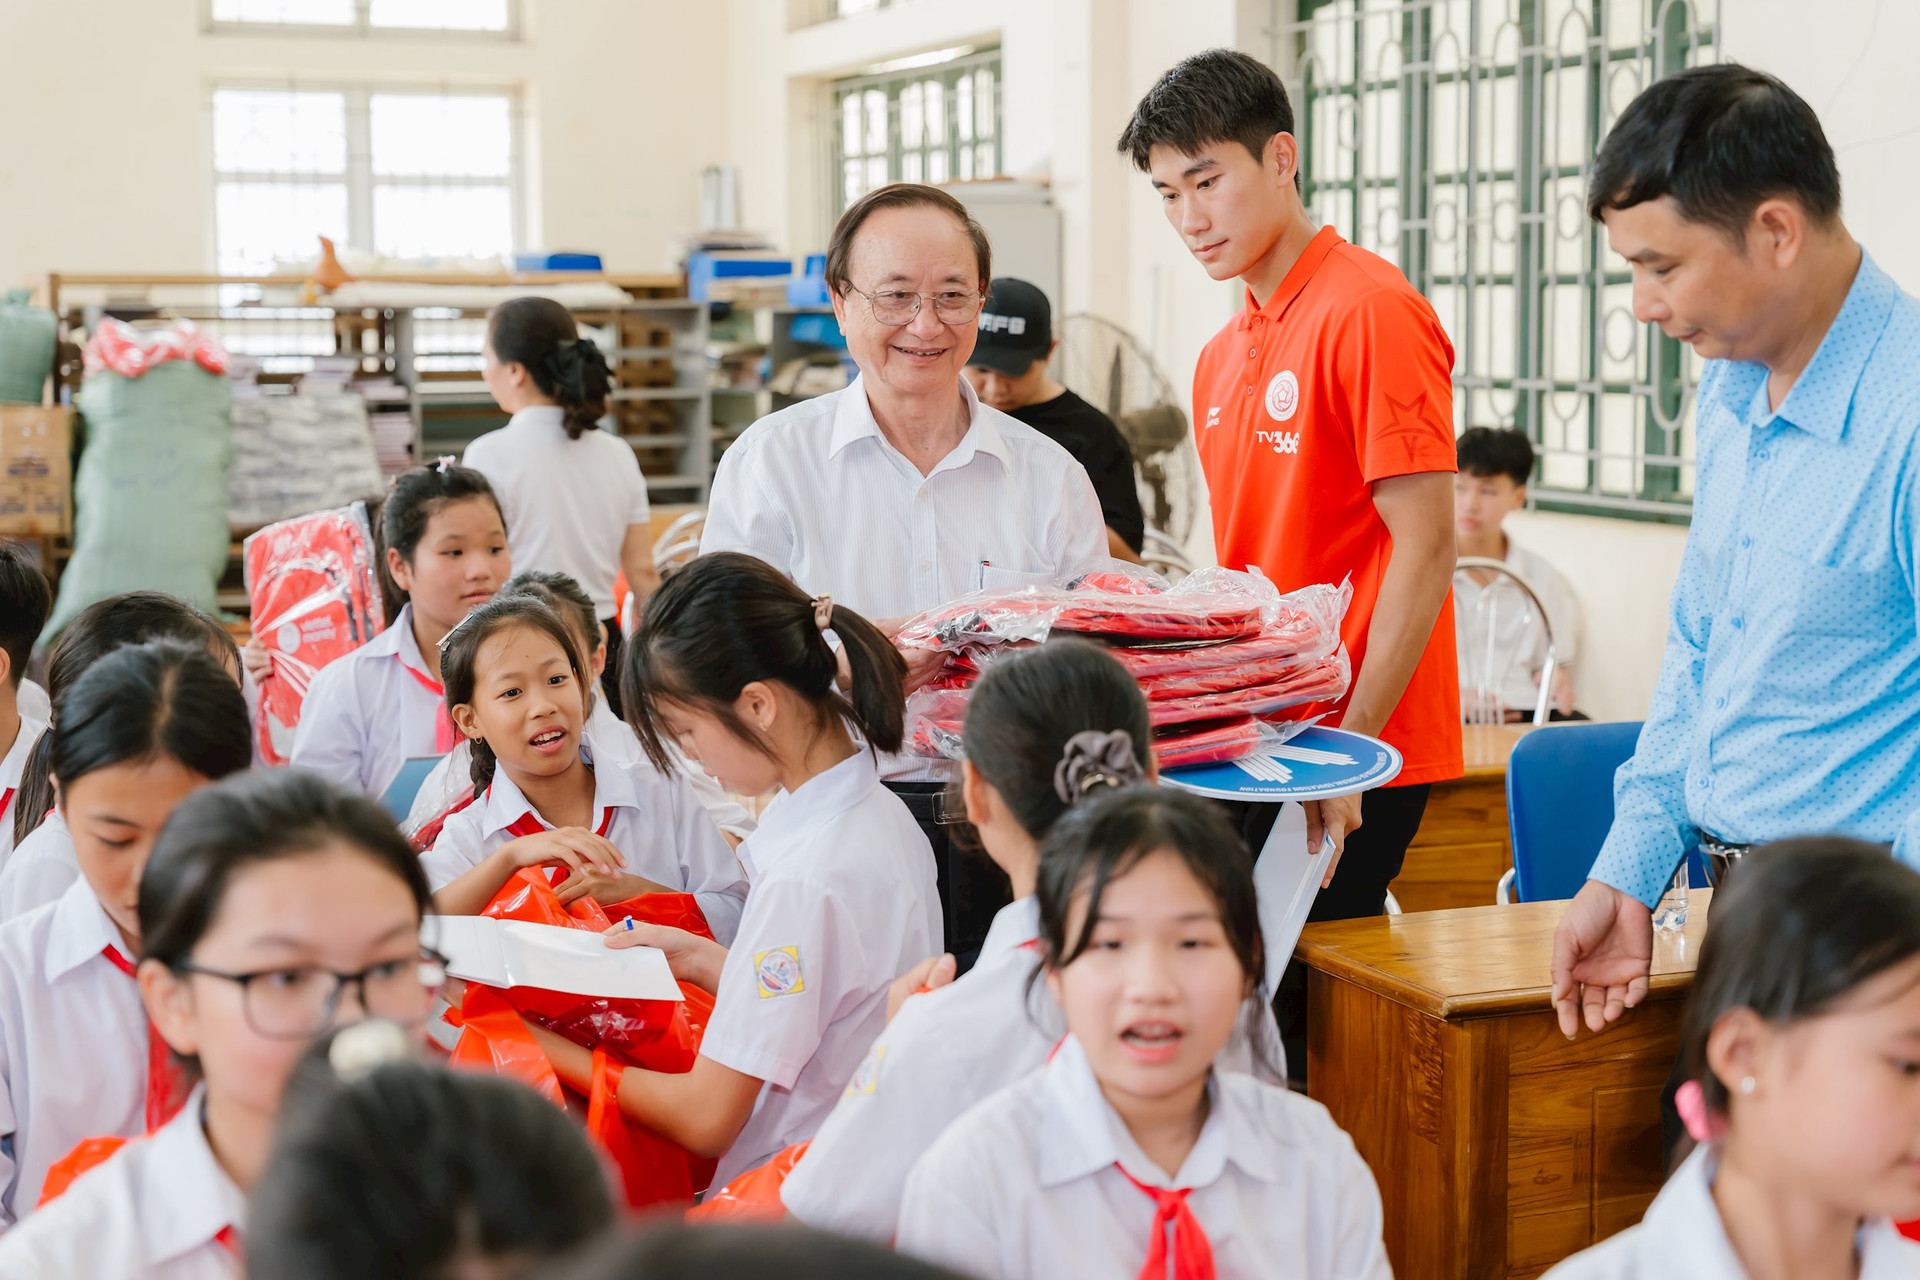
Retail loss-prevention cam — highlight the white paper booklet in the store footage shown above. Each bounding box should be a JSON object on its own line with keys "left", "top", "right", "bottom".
{"left": 429, "top": 915, "right": 682, "bottom": 1001}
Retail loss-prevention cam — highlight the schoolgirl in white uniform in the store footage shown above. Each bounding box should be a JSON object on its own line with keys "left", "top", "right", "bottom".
{"left": 785, "top": 641, "right": 1284, "bottom": 1238}
{"left": 524, "top": 552, "right": 940, "bottom": 1191}
{"left": 0, "top": 542, "right": 51, "bottom": 867}
{"left": 896, "top": 786, "right": 1389, "bottom": 1280}
{"left": 403, "top": 570, "right": 753, "bottom": 844}
{"left": 421, "top": 593, "right": 747, "bottom": 942}
{"left": 1545, "top": 839, "right": 1920, "bottom": 1279}
{"left": 0, "top": 594, "right": 249, "bottom": 923}
{"left": 0, "top": 643, "right": 250, "bottom": 1226}
{"left": 463, "top": 295, "right": 659, "bottom": 717}
{"left": 289, "top": 462, "right": 510, "bottom": 797}
{"left": 0, "top": 769, "right": 444, "bottom": 1277}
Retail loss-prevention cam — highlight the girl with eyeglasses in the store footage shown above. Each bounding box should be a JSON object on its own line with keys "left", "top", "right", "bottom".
{"left": 0, "top": 641, "right": 251, "bottom": 1228}
{"left": 0, "top": 768, "right": 444, "bottom": 1278}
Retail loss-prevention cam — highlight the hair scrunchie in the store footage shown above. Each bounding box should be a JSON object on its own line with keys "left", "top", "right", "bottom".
{"left": 542, "top": 337, "right": 608, "bottom": 400}
{"left": 1052, "top": 729, "right": 1145, "bottom": 805}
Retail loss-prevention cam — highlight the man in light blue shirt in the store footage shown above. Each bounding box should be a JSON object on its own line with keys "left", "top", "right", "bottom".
{"left": 1552, "top": 65, "right": 1920, "bottom": 1038}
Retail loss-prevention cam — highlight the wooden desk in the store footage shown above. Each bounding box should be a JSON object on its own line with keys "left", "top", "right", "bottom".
{"left": 1299, "top": 893, "right": 1710, "bottom": 1279}
{"left": 1390, "top": 723, "right": 1527, "bottom": 912}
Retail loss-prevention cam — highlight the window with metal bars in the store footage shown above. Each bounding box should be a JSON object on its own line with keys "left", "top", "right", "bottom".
{"left": 832, "top": 49, "right": 1004, "bottom": 214}
{"left": 207, "top": 0, "right": 516, "bottom": 35}
{"left": 1275, "top": 0, "right": 1717, "bottom": 520}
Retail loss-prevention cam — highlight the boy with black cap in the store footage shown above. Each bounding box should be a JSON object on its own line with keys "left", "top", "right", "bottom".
{"left": 965, "top": 278, "right": 1145, "bottom": 560}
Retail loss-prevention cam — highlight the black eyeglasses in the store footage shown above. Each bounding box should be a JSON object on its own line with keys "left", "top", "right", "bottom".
{"left": 175, "top": 949, "right": 449, "bottom": 1040}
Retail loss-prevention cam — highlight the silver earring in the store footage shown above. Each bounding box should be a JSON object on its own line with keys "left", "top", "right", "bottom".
{"left": 1739, "top": 1076, "right": 1756, "bottom": 1095}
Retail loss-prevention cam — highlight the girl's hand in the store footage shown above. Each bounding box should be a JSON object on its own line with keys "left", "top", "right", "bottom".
{"left": 553, "top": 868, "right": 675, "bottom": 907}
{"left": 241, "top": 634, "right": 273, "bottom": 682}
{"left": 605, "top": 920, "right": 727, "bottom": 993}
{"left": 499, "top": 828, "right": 622, "bottom": 879}
{"left": 887, "top": 952, "right": 957, "bottom": 1023}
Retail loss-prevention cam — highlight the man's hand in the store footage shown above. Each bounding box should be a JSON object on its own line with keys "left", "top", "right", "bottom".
{"left": 897, "top": 645, "right": 947, "bottom": 696}
{"left": 887, "top": 952, "right": 957, "bottom": 1023}
{"left": 1302, "top": 793, "right": 1363, "bottom": 888}
{"left": 1551, "top": 879, "right": 1654, "bottom": 1039}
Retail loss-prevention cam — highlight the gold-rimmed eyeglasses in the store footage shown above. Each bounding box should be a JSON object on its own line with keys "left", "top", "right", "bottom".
{"left": 842, "top": 283, "right": 986, "bottom": 327}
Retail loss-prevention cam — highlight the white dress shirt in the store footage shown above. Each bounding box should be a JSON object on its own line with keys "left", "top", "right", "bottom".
{"left": 404, "top": 698, "right": 754, "bottom": 841}
{"left": 782, "top": 895, "right": 1288, "bottom": 1240}
{"left": 701, "top": 374, "right": 1107, "bottom": 618}
{"left": 420, "top": 735, "right": 748, "bottom": 946}
{"left": 0, "top": 710, "right": 47, "bottom": 868}
{"left": 895, "top": 1035, "right": 1390, "bottom": 1280}
{"left": 0, "top": 876, "right": 149, "bottom": 1227}
{"left": 699, "top": 748, "right": 941, "bottom": 1191}
{"left": 1455, "top": 535, "right": 1582, "bottom": 714}
{"left": 702, "top": 375, "right": 1107, "bottom": 780}
{"left": 0, "top": 1087, "right": 244, "bottom": 1278}
{"left": 288, "top": 603, "right": 449, "bottom": 797}
{"left": 463, "top": 405, "right": 650, "bottom": 620}
{"left": 0, "top": 811, "right": 75, "bottom": 922}
{"left": 1543, "top": 1144, "right": 1920, "bottom": 1278}
{"left": 17, "top": 681, "right": 48, "bottom": 726}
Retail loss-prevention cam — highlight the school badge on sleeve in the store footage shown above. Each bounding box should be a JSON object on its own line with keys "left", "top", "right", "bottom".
{"left": 755, "top": 946, "right": 805, "bottom": 998}
{"left": 844, "top": 1044, "right": 886, "bottom": 1096}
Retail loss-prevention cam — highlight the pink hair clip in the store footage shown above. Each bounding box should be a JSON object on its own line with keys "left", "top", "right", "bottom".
{"left": 435, "top": 455, "right": 457, "bottom": 474}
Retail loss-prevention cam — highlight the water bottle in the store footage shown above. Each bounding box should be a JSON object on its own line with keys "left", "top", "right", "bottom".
{"left": 1652, "top": 861, "right": 1689, "bottom": 934}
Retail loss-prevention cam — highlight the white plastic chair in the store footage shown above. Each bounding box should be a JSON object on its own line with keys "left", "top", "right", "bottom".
{"left": 1454, "top": 555, "right": 1559, "bottom": 730}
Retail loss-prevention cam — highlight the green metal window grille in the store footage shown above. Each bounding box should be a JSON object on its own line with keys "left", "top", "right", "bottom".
{"left": 1274, "top": 0, "right": 1717, "bottom": 520}
{"left": 832, "top": 49, "right": 1004, "bottom": 214}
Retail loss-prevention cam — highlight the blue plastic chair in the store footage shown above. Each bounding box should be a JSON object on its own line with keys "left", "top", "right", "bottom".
{"left": 1502, "top": 721, "right": 1708, "bottom": 903}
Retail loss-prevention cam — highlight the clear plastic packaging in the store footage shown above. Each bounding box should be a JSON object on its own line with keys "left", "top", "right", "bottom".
{"left": 242, "top": 501, "right": 385, "bottom": 764}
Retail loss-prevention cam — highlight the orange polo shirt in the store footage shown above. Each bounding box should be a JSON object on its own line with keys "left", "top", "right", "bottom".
{"left": 1192, "top": 226, "right": 1462, "bottom": 786}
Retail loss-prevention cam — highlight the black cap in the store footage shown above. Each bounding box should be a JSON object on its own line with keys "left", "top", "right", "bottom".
{"left": 969, "top": 277, "right": 1053, "bottom": 377}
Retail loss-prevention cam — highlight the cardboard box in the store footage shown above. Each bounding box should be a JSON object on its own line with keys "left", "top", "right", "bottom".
{"left": 0, "top": 406, "right": 72, "bottom": 537}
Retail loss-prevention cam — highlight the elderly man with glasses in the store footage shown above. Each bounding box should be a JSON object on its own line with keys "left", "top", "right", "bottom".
{"left": 701, "top": 183, "right": 1108, "bottom": 969}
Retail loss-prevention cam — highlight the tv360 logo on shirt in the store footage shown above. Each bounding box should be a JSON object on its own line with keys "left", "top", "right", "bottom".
{"left": 1256, "top": 370, "right": 1302, "bottom": 455}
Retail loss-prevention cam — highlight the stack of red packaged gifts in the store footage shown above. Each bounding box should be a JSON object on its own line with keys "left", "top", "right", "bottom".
{"left": 897, "top": 567, "right": 1351, "bottom": 771}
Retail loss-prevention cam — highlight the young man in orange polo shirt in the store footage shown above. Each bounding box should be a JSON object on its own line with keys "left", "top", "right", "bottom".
{"left": 1119, "top": 51, "right": 1461, "bottom": 936}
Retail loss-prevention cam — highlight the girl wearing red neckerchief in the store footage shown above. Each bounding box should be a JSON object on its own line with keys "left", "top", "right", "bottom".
{"left": 896, "top": 787, "right": 1389, "bottom": 1280}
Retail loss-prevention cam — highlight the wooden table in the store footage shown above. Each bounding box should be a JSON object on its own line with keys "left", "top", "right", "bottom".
{"left": 1298, "top": 892, "right": 1710, "bottom": 1279}
{"left": 1389, "top": 723, "right": 1528, "bottom": 912}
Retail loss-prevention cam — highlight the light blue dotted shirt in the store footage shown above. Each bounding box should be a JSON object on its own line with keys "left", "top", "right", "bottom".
{"left": 1593, "top": 251, "right": 1920, "bottom": 906}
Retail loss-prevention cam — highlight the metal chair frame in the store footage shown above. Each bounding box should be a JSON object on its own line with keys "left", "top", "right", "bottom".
{"left": 1455, "top": 555, "right": 1559, "bottom": 731}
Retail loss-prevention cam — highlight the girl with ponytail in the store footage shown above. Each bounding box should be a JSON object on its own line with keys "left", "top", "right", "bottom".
{"left": 421, "top": 593, "right": 746, "bottom": 941}
{"left": 517, "top": 550, "right": 940, "bottom": 1193}
{"left": 466, "top": 296, "right": 660, "bottom": 718}
{"left": 783, "top": 640, "right": 1280, "bottom": 1240}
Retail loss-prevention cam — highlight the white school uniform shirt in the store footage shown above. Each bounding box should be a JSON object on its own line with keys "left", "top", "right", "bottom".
{"left": 896, "top": 1034, "right": 1390, "bottom": 1280}
{"left": 0, "top": 709, "right": 47, "bottom": 869}
{"left": 699, "top": 748, "right": 941, "bottom": 1190}
{"left": 785, "top": 895, "right": 1290, "bottom": 1240}
{"left": 420, "top": 736, "right": 748, "bottom": 946}
{"left": 463, "top": 405, "right": 650, "bottom": 621}
{"left": 701, "top": 375, "right": 1108, "bottom": 781}
{"left": 0, "top": 1087, "right": 243, "bottom": 1278}
{"left": 1543, "top": 1144, "right": 1920, "bottom": 1278}
{"left": 288, "top": 603, "right": 449, "bottom": 797}
{"left": 17, "top": 680, "right": 49, "bottom": 726}
{"left": 0, "top": 811, "right": 76, "bottom": 922}
{"left": 0, "top": 876, "right": 149, "bottom": 1227}
{"left": 405, "top": 698, "right": 755, "bottom": 842}
{"left": 1454, "top": 536, "right": 1582, "bottom": 714}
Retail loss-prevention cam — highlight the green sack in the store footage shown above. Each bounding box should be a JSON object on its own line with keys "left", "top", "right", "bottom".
{"left": 42, "top": 361, "right": 233, "bottom": 641}
{"left": 0, "top": 290, "right": 56, "bottom": 405}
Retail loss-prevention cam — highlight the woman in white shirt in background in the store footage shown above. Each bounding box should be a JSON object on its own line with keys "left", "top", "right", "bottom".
{"left": 895, "top": 786, "right": 1388, "bottom": 1280}
{"left": 463, "top": 295, "right": 658, "bottom": 720}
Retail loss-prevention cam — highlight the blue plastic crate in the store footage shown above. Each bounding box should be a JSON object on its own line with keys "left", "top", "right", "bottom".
{"left": 688, "top": 251, "right": 793, "bottom": 302}
{"left": 514, "top": 252, "right": 603, "bottom": 272}
{"left": 787, "top": 253, "right": 828, "bottom": 307}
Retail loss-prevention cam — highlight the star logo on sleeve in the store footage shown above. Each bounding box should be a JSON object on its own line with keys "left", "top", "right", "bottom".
{"left": 1377, "top": 391, "right": 1445, "bottom": 470}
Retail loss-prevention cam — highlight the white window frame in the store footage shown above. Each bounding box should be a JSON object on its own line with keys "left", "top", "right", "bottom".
{"left": 210, "top": 81, "right": 526, "bottom": 275}
{"left": 203, "top": 0, "right": 521, "bottom": 39}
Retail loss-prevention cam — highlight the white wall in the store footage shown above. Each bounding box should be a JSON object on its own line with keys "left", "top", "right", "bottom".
{"left": 0, "top": 0, "right": 729, "bottom": 289}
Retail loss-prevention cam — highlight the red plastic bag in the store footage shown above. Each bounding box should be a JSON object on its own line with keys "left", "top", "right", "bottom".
{"left": 243, "top": 501, "right": 385, "bottom": 764}
{"left": 1153, "top": 717, "right": 1264, "bottom": 770}
{"left": 894, "top": 567, "right": 1281, "bottom": 652}
{"left": 477, "top": 870, "right": 711, "bottom": 1071}
{"left": 83, "top": 317, "right": 229, "bottom": 378}
{"left": 446, "top": 986, "right": 710, "bottom": 1209}
{"left": 686, "top": 1141, "right": 810, "bottom": 1222}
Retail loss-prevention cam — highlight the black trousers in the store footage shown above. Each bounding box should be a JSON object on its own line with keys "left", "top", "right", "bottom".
{"left": 600, "top": 618, "right": 625, "bottom": 721}
{"left": 882, "top": 782, "right": 1010, "bottom": 976}
{"left": 1220, "top": 783, "right": 1433, "bottom": 1085}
